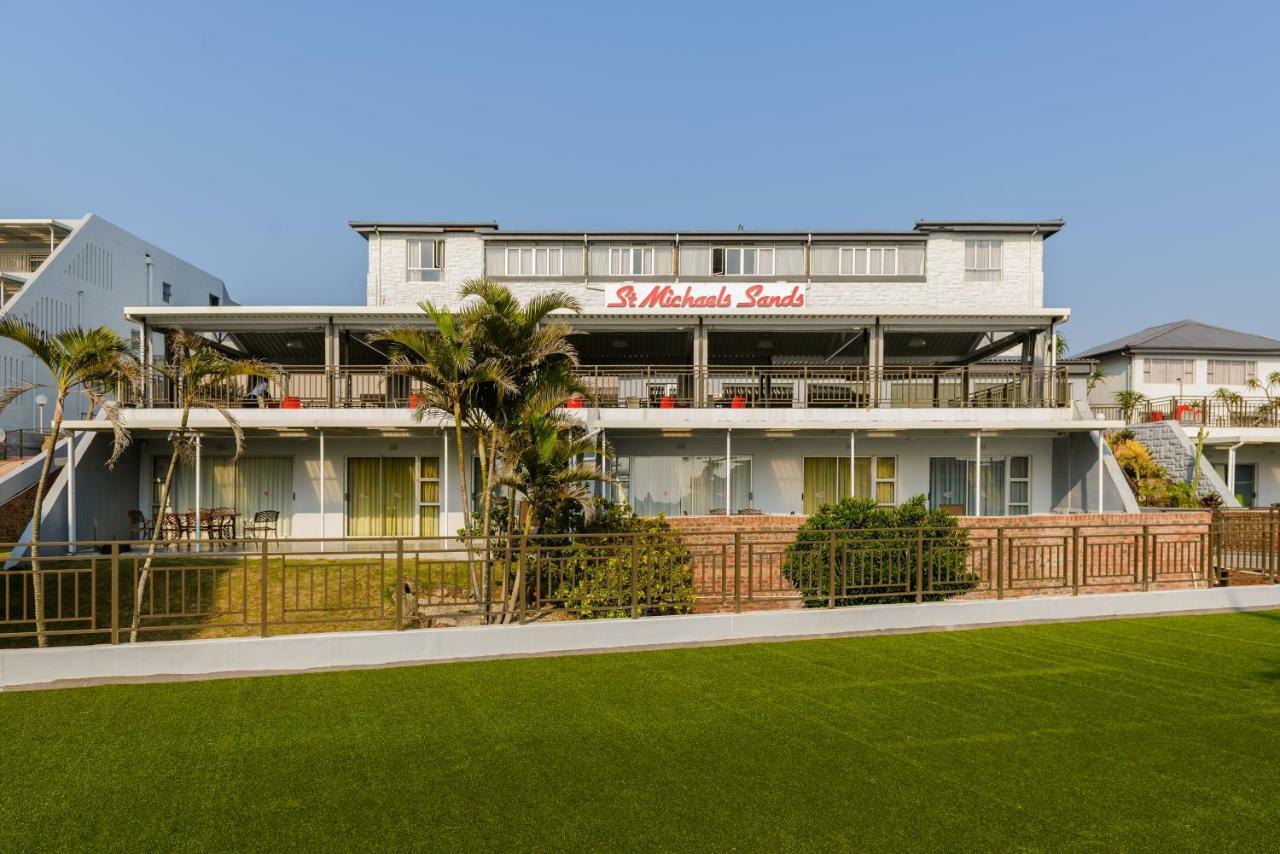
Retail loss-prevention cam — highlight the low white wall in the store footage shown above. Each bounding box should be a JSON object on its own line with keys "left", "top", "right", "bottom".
{"left": 4, "top": 584, "right": 1278, "bottom": 691}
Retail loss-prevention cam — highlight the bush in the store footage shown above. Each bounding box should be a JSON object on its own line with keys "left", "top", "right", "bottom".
{"left": 554, "top": 502, "right": 696, "bottom": 619}
{"left": 1111, "top": 439, "right": 1163, "bottom": 481}
{"left": 781, "top": 496, "right": 975, "bottom": 607}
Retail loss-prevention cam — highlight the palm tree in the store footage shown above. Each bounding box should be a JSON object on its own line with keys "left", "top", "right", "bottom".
{"left": 494, "top": 393, "right": 610, "bottom": 624}
{"left": 1114, "top": 389, "right": 1146, "bottom": 424}
{"left": 130, "top": 331, "right": 277, "bottom": 641}
{"left": 0, "top": 320, "right": 137, "bottom": 647}
{"left": 456, "top": 279, "right": 588, "bottom": 617}
{"left": 370, "top": 303, "right": 512, "bottom": 601}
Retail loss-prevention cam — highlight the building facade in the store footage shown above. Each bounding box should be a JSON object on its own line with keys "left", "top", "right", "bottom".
{"left": 58, "top": 218, "right": 1129, "bottom": 543}
{"left": 0, "top": 215, "right": 230, "bottom": 432}
{"left": 1079, "top": 320, "right": 1280, "bottom": 507}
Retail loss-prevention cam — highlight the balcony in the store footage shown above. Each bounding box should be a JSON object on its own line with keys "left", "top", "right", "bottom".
{"left": 119, "top": 363, "right": 1068, "bottom": 410}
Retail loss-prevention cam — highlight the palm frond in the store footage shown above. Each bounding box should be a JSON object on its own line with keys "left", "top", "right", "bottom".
{"left": 0, "top": 382, "right": 39, "bottom": 415}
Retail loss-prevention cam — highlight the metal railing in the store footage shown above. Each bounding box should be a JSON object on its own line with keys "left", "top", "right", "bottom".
{"left": 1137, "top": 395, "right": 1280, "bottom": 429}
{"left": 1, "top": 512, "right": 1271, "bottom": 648}
{"left": 573, "top": 364, "right": 1070, "bottom": 409}
{"left": 119, "top": 363, "right": 1069, "bottom": 411}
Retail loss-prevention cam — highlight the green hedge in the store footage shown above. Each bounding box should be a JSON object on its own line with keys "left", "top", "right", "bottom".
{"left": 782, "top": 496, "right": 976, "bottom": 607}
{"left": 553, "top": 503, "right": 696, "bottom": 619}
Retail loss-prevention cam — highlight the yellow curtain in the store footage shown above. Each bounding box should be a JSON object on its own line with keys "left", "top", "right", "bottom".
{"left": 346, "top": 458, "right": 381, "bottom": 536}
{"left": 419, "top": 457, "right": 440, "bottom": 536}
{"left": 803, "top": 457, "right": 840, "bottom": 514}
{"left": 383, "top": 458, "right": 415, "bottom": 537}
{"left": 875, "top": 457, "right": 897, "bottom": 505}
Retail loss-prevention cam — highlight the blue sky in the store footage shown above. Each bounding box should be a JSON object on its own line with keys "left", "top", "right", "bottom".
{"left": 6, "top": 1, "right": 1278, "bottom": 352}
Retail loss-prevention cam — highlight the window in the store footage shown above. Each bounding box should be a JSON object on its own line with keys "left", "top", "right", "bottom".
{"left": 929, "top": 455, "right": 1030, "bottom": 515}
{"left": 505, "top": 246, "right": 563, "bottom": 276}
{"left": 615, "top": 455, "right": 752, "bottom": 516}
{"left": 609, "top": 246, "right": 654, "bottom": 276}
{"left": 417, "top": 457, "right": 441, "bottom": 536}
{"left": 712, "top": 247, "right": 775, "bottom": 276}
{"left": 840, "top": 246, "right": 896, "bottom": 276}
{"left": 161, "top": 282, "right": 172, "bottom": 303}
{"left": 964, "top": 240, "right": 1002, "bottom": 282}
{"left": 407, "top": 239, "right": 445, "bottom": 281}
{"left": 1007, "top": 456, "right": 1031, "bottom": 515}
{"left": 1207, "top": 359, "right": 1255, "bottom": 385}
{"left": 802, "top": 457, "right": 897, "bottom": 513}
{"left": 209, "top": 294, "right": 221, "bottom": 306}
{"left": 1143, "top": 358, "right": 1195, "bottom": 384}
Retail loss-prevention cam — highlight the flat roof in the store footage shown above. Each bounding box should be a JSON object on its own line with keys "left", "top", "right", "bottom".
{"left": 349, "top": 219, "right": 1065, "bottom": 241}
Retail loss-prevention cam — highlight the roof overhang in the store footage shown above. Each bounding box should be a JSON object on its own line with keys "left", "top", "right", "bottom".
{"left": 0, "top": 219, "right": 76, "bottom": 244}
{"left": 913, "top": 219, "right": 1065, "bottom": 239}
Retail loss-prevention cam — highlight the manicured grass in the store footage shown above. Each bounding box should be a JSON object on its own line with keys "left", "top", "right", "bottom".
{"left": 3, "top": 612, "right": 1279, "bottom": 851}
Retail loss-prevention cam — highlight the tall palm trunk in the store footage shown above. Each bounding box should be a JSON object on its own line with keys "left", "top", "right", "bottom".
{"left": 501, "top": 501, "right": 534, "bottom": 625}
{"left": 479, "top": 428, "right": 500, "bottom": 622}
{"left": 27, "top": 391, "right": 67, "bottom": 648}
{"left": 130, "top": 406, "right": 190, "bottom": 642}
{"left": 452, "top": 401, "right": 481, "bottom": 602}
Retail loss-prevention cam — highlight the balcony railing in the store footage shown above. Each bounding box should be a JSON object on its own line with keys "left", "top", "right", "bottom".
{"left": 1131, "top": 396, "right": 1280, "bottom": 429}
{"left": 572, "top": 364, "right": 1069, "bottom": 409}
{"left": 119, "top": 364, "right": 1070, "bottom": 411}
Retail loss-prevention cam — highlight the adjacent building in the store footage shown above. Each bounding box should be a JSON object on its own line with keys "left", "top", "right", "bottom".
{"left": 1078, "top": 320, "right": 1280, "bottom": 506}
{"left": 0, "top": 215, "right": 230, "bottom": 432}
{"left": 59, "top": 218, "right": 1129, "bottom": 543}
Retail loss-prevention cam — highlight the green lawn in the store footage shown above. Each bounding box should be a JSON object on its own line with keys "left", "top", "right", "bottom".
{"left": 3, "top": 611, "right": 1279, "bottom": 852}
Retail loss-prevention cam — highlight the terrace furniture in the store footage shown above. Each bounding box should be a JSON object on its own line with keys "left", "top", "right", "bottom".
{"left": 158, "top": 512, "right": 188, "bottom": 541}
{"left": 736, "top": 507, "right": 763, "bottom": 516}
{"left": 939, "top": 504, "right": 967, "bottom": 516}
{"left": 243, "top": 510, "right": 280, "bottom": 540}
{"left": 127, "top": 510, "right": 153, "bottom": 539}
{"left": 708, "top": 508, "right": 726, "bottom": 516}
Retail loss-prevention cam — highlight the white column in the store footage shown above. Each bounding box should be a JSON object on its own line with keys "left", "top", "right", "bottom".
{"left": 66, "top": 433, "right": 77, "bottom": 554}
{"left": 1097, "top": 431, "right": 1105, "bottom": 513}
{"left": 849, "top": 430, "right": 856, "bottom": 500}
{"left": 974, "top": 432, "right": 983, "bottom": 517}
{"left": 194, "top": 433, "right": 202, "bottom": 553}
{"left": 725, "top": 429, "right": 732, "bottom": 515}
{"left": 319, "top": 430, "right": 326, "bottom": 551}
{"left": 441, "top": 427, "right": 450, "bottom": 535}
{"left": 1227, "top": 443, "right": 1242, "bottom": 498}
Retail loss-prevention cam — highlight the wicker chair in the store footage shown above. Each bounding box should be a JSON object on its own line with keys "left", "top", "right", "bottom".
{"left": 243, "top": 510, "right": 280, "bottom": 540}
{"left": 158, "top": 512, "right": 187, "bottom": 541}
{"left": 736, "top": 507, "right": 763, "bottom": 516}
{"left": 127, "top": 510, "right": 153, "bottom": 539}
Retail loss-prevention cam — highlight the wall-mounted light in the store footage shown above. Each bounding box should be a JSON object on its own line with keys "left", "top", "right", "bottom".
{"left": 756, "top": 336, "right": 774, "bottom": 350}
{"left": 610, "top": 336, "right": 628, "bottom": 349}
{"left": 908, "top": 336, "right": 927, "bottom": 348}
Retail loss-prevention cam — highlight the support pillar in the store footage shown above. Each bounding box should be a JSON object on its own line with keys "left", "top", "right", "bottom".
{"left": 319, "top": 430, "right": 327, "bottom": 550}
{"left": 725, "top": 429, "right": 733, "bottom": 515}
{"left": 1097, "top": 431, "right": 1106, "bottom": 513}
{"left": 194, "top": 433, "right": 202, "bottom": 553}
{"left": 66, "top": 433, "right": 77, "bottom": 554}
{"left": 849, "top": 430, "right": 856, "bottom": 501}
{"left": 974, "top": 431, "right": 983, "bottom": 517}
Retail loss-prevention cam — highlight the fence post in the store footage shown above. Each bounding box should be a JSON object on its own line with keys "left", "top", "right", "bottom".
{"left": 395, "top": 538, "right": 404, "bottom": 631}
{"left": 1141, "top": 525, "right": 1150, "bottom": 591}
{"left": 916, "top": 530, "right": 926, "bottom": 604}
{"left": 259, "top": 538, "right": 269, "bottom": 638}
{"left": 733, "top": 531, "right": 742, "bottom": 613}
{"left": 1271, "top": 507, "right": 1279, "bottom": 584}
{"left": 631, "top": 533, "right": 640, "bottom": 618}
{"left": 827, "top": 530, "right": 836, "bottom": 609}
{"left": 996, "top": 528, "right": 1005, "bottom": 600}
{"left": 518, "top": 535, "right": 527, "bottom": 626}
{"left": 110, "top": 542, "right": 120, "bottom": 645}
{"left": 1071, "top": 526, "right": 1080, "bottom": 596}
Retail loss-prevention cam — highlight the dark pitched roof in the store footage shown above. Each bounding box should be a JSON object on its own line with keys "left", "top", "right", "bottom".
{"left": 1075, "top": 320, "right": 1280, "bottom": 359}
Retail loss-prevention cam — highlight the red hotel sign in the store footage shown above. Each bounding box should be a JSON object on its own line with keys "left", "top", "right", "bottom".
{"left": 604, "top": 282, "right": 806, "bottom": 313}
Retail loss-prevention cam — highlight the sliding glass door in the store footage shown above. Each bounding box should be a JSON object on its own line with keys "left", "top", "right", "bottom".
{"left": 929, "top": 457, "right": 1031, "bottom": 515}
{"left": 158, "top": 456, "right": 294, "bottom": 535}
{"left": 618, "top": 455, "right": 752, "bottom": 515}
{"left": 802, "top": 457, "right": 897, "bottom": 513}
{"left": 346, "top": 457, "right": 415, "bottom": 536}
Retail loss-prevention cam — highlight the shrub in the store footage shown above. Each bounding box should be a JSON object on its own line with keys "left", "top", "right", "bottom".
{"left": 1111, "top": 439, "right": 1163, "bottom": 481}
{"left": 554, "top": 503, "right": 696, "bottom": 619}
{"left": 1107, "top": 428, "right": 1136, "bottom": 447}
{"left": 1199, "top": 492, "right": 1224, "bottom": 510}
{"left": 781, "top": 496, "right": 975, "bottom": 607}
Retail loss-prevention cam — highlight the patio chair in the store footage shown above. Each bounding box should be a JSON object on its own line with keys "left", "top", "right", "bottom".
{"left": 158, "top": 512, "right": 187, "bottom": 541}
{"left": 736, "top": 507, "right": 763, "bottom": 516}
{"left": 127, "top": 510, "right": 153, "bottom": 539}
{"left": 708, "top": 507, "right": 726, "bottom": 516}
{"left": 243, "top": 510, "right": 280, "bottom": 540}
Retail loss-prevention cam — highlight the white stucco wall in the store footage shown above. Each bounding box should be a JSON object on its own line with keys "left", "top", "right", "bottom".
{"left": 0, "top": 215, "right": 229, "bottom": 430}
{"left": 1090, "top": 352, "right": 1280, "bottom": 405}
{"left": 365, "top": 231, "right": 1048, "bottom": 314}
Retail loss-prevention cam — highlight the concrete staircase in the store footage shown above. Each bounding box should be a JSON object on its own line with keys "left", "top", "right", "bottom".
{"left": 1128, "top": 421, "right": 1240, "bottom": 506}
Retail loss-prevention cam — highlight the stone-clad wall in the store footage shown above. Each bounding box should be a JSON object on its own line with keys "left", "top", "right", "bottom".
{"left": 1129, "top": 421, "right": 1238, "bottom": 504}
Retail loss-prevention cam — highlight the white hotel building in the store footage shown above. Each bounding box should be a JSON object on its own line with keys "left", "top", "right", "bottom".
{"left": 57, "top": 219, "right": 1129, "bottom": 543}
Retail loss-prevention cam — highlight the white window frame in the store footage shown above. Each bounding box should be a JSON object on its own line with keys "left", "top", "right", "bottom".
{"left": 713, "top": 246, "right": 775, "bottom": 277}
{"left": 1206, "top": 359, "right": 1255, "bottom": 386}
{"left": 1143, "top": 358, "right": 1195, "bottom": 384}
{"left": 802, "top": 455, "right": 898, "bottom": 507}
{"left": 608, "top": 246, "right": 655, "bottom": 276}
{"left": 1006, "top": 455, "right": 1031, "bottom": 515}
{"left": 415, "top": 455, "right": 441, "bottom": 536}
{"left": 407, "top": 239, "right": 445, "bottom": 281}
{"left": 505, "top": 246, "right": 563, "bottom": 277}
{"left": 839, "top": 246, "right": 898, "bottom": 276}
{"left": 964, "top": 239, "right": 1002, "bottom": 282}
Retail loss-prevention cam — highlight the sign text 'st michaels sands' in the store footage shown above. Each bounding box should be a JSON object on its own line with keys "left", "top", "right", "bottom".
{"left": 604, "top": 282, "right": 806, "bottom": 313}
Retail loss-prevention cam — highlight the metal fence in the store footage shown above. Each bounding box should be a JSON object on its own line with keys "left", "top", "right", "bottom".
{"left": 1, "top": 513, "right": 1275, "bottom": 648}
